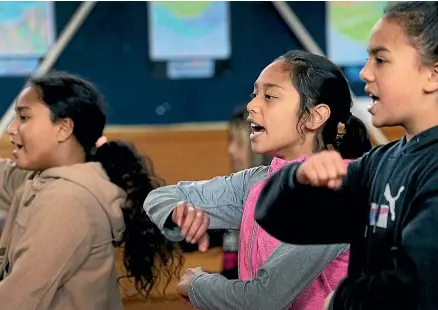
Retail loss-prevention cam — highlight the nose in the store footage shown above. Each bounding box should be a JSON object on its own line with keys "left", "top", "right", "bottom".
{"left": 359, "top": 61, "right": 374, "bottom": 83}
{"left": 7, "top": 118, "right": 18, "bottom": 136}
{"left": 247, "top": 96, "right": 259, "bottom": 114}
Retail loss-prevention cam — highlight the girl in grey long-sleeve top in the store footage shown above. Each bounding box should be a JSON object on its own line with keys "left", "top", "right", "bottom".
{"left": 144, "top": 50, "right": 373, "bottom": 310}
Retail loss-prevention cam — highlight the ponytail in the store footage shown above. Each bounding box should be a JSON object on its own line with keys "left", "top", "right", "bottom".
{"left": 334, "top": 115, "right": 372, "bottom": 159}
{"left": 89, "top": 140, "right": 182, "bottom": 297}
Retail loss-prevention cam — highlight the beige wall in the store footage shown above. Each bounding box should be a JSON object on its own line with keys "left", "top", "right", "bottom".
{"left": 0, "top": 124, "right": 405, "bottom": 185}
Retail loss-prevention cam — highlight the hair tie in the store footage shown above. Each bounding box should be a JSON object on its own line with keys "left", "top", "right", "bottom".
{"left": 95, "top": 136, "right": 108, "bottom": 148}
{"left": 88, "top": 136, "right": 108, "bottom": 158}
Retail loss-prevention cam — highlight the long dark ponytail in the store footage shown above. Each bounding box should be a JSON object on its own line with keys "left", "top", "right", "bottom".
{"left": 91, "top": 141, "right": 183, "bottom": 297}
{"left": 332, "top": 115, "right": 371, "bottom": 159}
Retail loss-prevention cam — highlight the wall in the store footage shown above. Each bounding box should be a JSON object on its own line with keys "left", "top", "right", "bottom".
{"left": 0, "top": 124, "right": 230, "bottom": 184}
{"left": 0, "top": 2, "right": 399, "bottom": 184}
{"left": 0, "top": 125, "right": 404, "bottom": 185}
{"left": 0, "top": 2, "right": 367, "bottom": 126}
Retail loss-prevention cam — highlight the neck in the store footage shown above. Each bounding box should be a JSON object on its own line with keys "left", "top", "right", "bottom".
{"left": 404, "top": 96, "right": 438, "bottom": 141}
{"left": 273, "top": 143, "right": 314, "bottom": 161}
{"left": 404, "top": 115, "right": 438, "bottom": 142}
{"left": 53, "top": 145, "right": 86, "bottom": 167}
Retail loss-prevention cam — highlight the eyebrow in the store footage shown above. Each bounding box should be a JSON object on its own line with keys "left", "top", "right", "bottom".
{"left": 15, "top": 106, "right": 30, "bottom": 112}
{"left": 254, "top": 82, "right": 285, "bottom": 90}
{"left": 368, "top": 46, "right": 390, "bottom": 55}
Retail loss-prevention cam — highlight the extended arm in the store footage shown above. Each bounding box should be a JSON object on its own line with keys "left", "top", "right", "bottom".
{"left": 189, "top": 243, "right": 349, "bottom": 310}
{"left": 144, "top": 166, "right": 267, "bottom": 240}
{"left": 255, "top": 157, "right": 369, "bottom": 244}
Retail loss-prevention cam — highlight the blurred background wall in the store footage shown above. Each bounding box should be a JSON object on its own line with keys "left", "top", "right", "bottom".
{"left": 0, "top": 1, "right": 402, "bottom": 185}
{"left": 1, "top": 2, "right": 330, "bottom": 125}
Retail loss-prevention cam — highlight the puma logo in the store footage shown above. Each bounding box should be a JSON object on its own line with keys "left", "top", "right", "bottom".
{"left": 384, "top": 184, "right": 405, "bottom": 221}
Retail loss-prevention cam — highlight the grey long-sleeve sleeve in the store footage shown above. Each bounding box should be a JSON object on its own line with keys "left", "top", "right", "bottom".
{"left": 143, "top": 166, "right": 268, "bottom": 241}
{"left": 188, "top": 242, "right": 349, "bottom": 310}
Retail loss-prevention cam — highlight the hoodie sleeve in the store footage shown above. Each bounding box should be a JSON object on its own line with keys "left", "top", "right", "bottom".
{"left": 144, "top": 166, "right": 268, "bottom": 241}
{"left": 0, "top": 193, "right": 92, "bottom": 310}
{"left": 188, "top": 243, "right": 349, "bottom": 310}
{"left": 254, "top": 156, "right": 370, "bottom": 245}
{"left": 0, "top": 159, "right": 31, "bottom": 211}
{"left": 328, "top": 170, "right": 438, "bottom": 310}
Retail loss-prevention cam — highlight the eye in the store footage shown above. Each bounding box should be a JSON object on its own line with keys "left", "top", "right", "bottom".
{"left": 375, "top": 57, "right": 386, "bottom": 65}
{"left": 19, "top": 115, "right": 29, "bottom": 121}
{"left": 264, "top": 94, "right": 276, "bottom": 101}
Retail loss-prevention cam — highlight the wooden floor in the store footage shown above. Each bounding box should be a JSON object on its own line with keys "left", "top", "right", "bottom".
{"left": 120, "top": 247, "right": 223, "bottom": 310}
{"left": 124, "top": 299, "right": 190, "bottom": 310}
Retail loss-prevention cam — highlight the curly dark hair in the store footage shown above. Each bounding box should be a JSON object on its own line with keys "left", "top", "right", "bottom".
{"left": 92, "top": 141, "right": 183, "bottom": 297}
{"left": 28, "top": 71, "right": 183, "bottom": 297}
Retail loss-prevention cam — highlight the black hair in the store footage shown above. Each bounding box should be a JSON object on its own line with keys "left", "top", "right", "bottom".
{"left": 276, "top": 50, "right": 372, "bottom": 159}
{"left": 28, "top": 71, "right": 182, "bottom": 297}
{"left": 384, "top": 2, "right": 438, "bottom": 66}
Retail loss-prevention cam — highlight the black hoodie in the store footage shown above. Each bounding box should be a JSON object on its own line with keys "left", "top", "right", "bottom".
{"left": 255, "top": 125, "right": 438, "bottom": 310}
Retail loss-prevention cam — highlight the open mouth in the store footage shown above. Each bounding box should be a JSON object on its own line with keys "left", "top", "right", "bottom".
{"left": 250, "top": 122, "right": 266, "bottom": 139}
{"left": 251, "top": 122, "right": 265, "bottom": 133}
{"left": 11, "top": 141, "right": 23, "bottom": 154}
{"left": 371, "top": 95, "right": 380, "bottom": 104}
{"left": 365, "top": 90, "right": 380, "bottom": 114}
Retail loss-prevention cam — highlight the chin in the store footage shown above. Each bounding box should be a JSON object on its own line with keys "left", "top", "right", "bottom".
{"left": 371, "top": 115, "right": 388, "bottom": 128}
{"left": 14, "top": 159, "right": 36, "bottom": 171}
{"left": 371, "top": 119, "right": 385, "bottom": 128}
{"left": 14, "top": 161, "right": 28, "bottom": 170}
{"left": 372, "top": 115, "right": 399, "bottom": 129}
{"left": 250, "top": 144, "right": 266, "bottom": 155}
{"left": 15, "top": 162, "right": 29, "bottom": 170}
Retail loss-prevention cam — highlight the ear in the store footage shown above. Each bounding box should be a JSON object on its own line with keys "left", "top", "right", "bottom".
{"left": 56, "top": 118, "right": 74, "bottom": 142}
{"left": 423, "top": 62, "right": 438, "bottom": 93}
{"left": 304, "top": 104, "right": 331, "bottom": 131}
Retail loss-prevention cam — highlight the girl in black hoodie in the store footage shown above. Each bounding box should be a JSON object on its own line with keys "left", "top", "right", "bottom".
{"left": 255, "top": 2, "right": 438, "bottom": 310}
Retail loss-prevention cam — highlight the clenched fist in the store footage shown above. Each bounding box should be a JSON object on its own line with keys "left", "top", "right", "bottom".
{"left": 296, "top": 151, "right": 347, "bottom": 189}
{"left": 172, "top": 201, "right": 210, "bottom": 252}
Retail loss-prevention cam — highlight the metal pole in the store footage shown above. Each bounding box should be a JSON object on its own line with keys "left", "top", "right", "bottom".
{"left": 271, "top": 1, "right": 389, "bottom": 145}
{"left": 0, "top": 1, "right": 97, "bottom": 136}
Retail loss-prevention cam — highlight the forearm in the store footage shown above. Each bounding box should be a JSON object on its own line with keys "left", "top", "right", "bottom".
{"left": 189, "top": 273, "right": 290, "bottom": 310}
{"left": 189, "top": 243, "right": 349, "bottom": 310}
{"left": 256, "top": 163, "right": 368, "bottom": 244}
{"left": 144, "top": 182, "right": 244, "bottom": 232}
{"left": 144, "top": 167, "right": 268, "bottom": 235}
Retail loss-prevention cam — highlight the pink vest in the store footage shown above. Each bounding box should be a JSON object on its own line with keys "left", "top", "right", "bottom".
{"left": 238, "top": 156, "right": 349, "bottom": 309}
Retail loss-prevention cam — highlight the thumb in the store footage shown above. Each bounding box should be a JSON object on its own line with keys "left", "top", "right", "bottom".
{"left": 172, "top": 201, "right": 187, "bottom": 227}
{"left": 197, "top": 233, "right": 210, "bottom": 252}
{"left": 296, "top": 165, "right": 308, "bottom": 185}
